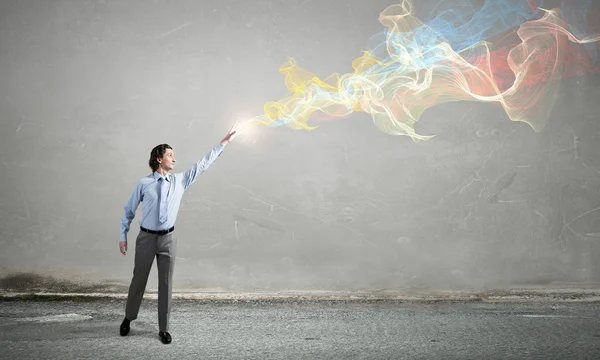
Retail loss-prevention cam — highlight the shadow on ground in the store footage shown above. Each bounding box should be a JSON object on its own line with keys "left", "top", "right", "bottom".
{"left": 0, "top": 272, "right": 128, "bottom": 294}
{"left": 1, "top": 272, "right": 600, "bottom": 304}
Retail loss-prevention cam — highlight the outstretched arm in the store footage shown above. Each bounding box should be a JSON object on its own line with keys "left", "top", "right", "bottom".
{"left": 182, "top": 124, "right": 239, "bottom": 189}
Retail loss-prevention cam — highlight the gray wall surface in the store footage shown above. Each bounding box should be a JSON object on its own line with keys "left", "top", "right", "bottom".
{"left": 1, "top": 0, "right": 599, "bottom": 293}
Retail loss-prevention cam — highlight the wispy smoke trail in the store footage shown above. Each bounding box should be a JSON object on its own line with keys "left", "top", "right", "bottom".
{"left": 245, "top": 0, "right": 599, "bottom": 140}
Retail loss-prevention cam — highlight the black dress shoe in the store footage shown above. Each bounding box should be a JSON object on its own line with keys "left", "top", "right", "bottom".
{"left": 159, "top": 331, "right": 172, "bottom": 344}
{"left": 120, "top": 318, "right": 130, "bottom": 336}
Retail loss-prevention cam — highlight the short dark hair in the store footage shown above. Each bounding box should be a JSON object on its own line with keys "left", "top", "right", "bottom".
{"left": 149, "top": 144, "right": 173, "bottom": 172}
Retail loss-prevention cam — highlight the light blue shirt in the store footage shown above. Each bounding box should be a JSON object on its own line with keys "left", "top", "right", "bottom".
{"left": 120, "top": 143, "right": 225, "bottom": 242}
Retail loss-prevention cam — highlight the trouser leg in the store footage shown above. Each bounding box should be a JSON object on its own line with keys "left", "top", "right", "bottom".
{"left": 156, "top": 232, "right": 177, "bottom": 332}
{"left": 125, "top": 230, "right": 156, "bottom": 321}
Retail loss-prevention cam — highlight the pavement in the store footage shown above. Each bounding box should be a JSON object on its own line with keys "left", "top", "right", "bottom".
{"left": 2, "top": 276, "right": 600, "bottom": 359}
{"left": 1, "top": 298, "right": 600, "bottom": 359}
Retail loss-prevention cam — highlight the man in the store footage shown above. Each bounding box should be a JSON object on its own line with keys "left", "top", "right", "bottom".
{"left": 118, "top": 125, "right": 238, "bottom": 344}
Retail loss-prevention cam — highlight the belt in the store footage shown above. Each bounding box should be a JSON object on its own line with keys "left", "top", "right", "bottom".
{"left": 140, "top": 226, "right": 175, "bottom": 235}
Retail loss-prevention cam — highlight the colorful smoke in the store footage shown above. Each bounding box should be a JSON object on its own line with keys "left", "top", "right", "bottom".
{"left": 244, "top": 0, "right": 600, "bottom": 140}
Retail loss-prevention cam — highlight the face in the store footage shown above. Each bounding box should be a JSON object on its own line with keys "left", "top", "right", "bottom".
{"left": 157, "top": 148, "right": 176, "bottom": 172}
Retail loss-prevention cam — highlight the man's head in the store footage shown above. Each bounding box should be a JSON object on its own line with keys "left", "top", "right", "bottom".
{"left": 149, "top": 144, "right": 176, "bottom": 173}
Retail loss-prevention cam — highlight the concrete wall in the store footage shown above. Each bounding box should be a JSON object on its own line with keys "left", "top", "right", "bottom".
{"left": 1, "top": 0, "right": 599, "bottom": 293}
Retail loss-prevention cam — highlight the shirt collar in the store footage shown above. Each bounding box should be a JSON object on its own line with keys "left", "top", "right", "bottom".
{"left": 153, "top": 172, "right": 170, "bottom": 182}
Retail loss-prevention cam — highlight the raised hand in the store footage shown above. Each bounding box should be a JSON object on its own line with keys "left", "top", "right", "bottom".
{"left": 221, "top": 123, "right": 240, "bottom": 145}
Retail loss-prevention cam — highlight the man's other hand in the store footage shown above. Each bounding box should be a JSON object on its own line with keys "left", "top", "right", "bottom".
{"left": 120, "top": 241, "right": 127, "bottom": 256}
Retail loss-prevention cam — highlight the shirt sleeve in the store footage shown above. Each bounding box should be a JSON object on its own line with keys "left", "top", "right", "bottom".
{"left": 182, "top": 143, "right": 225, "bottom": 189}
{"left": 120, "top": 182, "right": 143, "bottom": 242}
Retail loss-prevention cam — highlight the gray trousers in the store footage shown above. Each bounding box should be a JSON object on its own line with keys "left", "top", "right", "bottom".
{"left": 125, "top": 229, "right": 177, "bottom": 332}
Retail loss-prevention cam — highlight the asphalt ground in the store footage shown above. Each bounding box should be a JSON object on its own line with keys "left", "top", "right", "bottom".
{"left": 1, "top": 299, "right": 599, "bottom": 359}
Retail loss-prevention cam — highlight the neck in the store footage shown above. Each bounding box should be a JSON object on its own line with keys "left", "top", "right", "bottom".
{"left": 156, "top": 168, "right": 169, "bottom": 176}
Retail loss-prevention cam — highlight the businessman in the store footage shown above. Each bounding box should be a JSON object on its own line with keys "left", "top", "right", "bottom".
{"left": 119, "top": 125, "right": 238, "bottom": 344}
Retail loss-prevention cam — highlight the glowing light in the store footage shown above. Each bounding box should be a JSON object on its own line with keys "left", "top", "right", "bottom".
{"left": 232, "top": 116, "right": 262, "bottom": 144}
